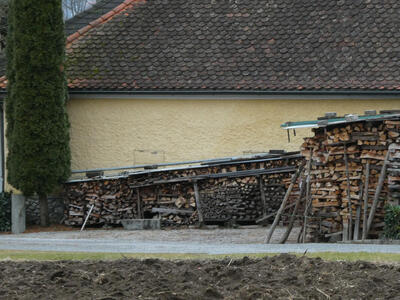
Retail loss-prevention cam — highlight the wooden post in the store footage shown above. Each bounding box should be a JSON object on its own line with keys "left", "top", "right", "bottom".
{"left": 136, "top": 188, "right": 143, "bottom": 219}
{"left": 362, "top": 161, "right": 370, "bottom": 240}
{"left": 193, "top": 181, "right": 204, "bottom": 224}
{"left": 343, "top": 143, "right": 353, "bottom": 240}
{"left": 302, "top": 150, "right": 313, "bottom": 243}
{"left": 279, "top": 174, "right": 305, "bottom": 244}
{"left": 265, "top": 164, "right": 305, "bottom": 243}
{"left": 354, "top": 183, "right": 362, "bottom": 240}
{"left": 81, "top": 204, "right": 94, "bottom": 232}
{"left": 366, "top": 151, "right": 390, "bottom": 236}
{"left": 258, "top": 175, "right": 267, "bottom": 217}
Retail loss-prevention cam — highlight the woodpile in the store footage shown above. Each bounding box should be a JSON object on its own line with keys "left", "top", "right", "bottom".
{"left": 64, "top": 178, "right": 135, "bottom": 226}
{"left": 64, "top": 153, "right": 303, "bottom": 227}
{"left": 300, "top": 116, "right": 400, "bottom": 241}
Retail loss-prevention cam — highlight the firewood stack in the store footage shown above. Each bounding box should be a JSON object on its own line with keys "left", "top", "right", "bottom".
{"left": 387, "top": 121, "right": 400, "bottom": 205}
{"left": 301, "top": 115, "right": 400, "bottom": 241}
{"left": 64, "top": 152, "right": 303, "bottom": 227}
{"left": 64, "top": 178, "right": 135, "bottom": 226}
{"left": 198, "top": 174, "right": 288, "bottom": 222}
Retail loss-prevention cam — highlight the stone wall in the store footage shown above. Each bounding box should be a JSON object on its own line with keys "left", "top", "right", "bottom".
{"left": 26, "top": 197, "right": 65, "bottom": 225}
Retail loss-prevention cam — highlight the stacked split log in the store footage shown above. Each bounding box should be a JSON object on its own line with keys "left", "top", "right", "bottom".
{"left": 64, "top": 178, "right": 135, "bottom": 226}
{"left": 199, "top": 174, "right": 288, "bottom": 222}
{"left": 301, "top": 118, "right": 400, "bottom": 241}
{"left": 387, "top": 121, "right": 400, "bottom": 205}
{"left": 64, "top": 153, "right": 303, "bottom": 227}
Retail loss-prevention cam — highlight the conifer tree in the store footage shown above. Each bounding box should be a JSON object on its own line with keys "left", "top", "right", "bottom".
{"left": 6, "top": 0, "right": 71, "bottom": 226}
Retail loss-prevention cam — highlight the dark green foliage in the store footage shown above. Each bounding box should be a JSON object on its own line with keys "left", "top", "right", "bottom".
{"left": 384, "top": 205, "right": 400, "bottom": 239}
{"left": 0, "top": 0, "right": 8, "bottom": 50}
{"left": 6, "top": 0, "right": 71, "bottom": 196}
{"left": 0, "top": 192, "right": 11, "bottom": 232}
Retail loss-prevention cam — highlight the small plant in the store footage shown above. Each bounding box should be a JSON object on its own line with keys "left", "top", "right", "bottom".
{"left": 384, "top": 204, "right": 400, "bottom": 239}
{"left": 0, "top": 192, "right": 11, "bottom": 232}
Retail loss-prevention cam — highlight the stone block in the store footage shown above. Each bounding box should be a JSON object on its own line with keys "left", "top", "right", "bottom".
{"left": 121, "top": 219, "right": 160, "bottom": 230}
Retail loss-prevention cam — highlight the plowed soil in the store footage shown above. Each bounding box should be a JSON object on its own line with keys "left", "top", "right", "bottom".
{"left": 1, "top": 254, "right": 399, "bottom": 299}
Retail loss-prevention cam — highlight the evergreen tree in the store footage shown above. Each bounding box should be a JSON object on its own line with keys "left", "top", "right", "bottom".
{"left": 6, "top": 0, "right": 71, "bottom": 226}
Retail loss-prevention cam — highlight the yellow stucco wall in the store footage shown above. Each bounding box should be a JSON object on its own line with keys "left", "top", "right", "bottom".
{"left": 66, "top": 98, "right": 400, "bottom": 171}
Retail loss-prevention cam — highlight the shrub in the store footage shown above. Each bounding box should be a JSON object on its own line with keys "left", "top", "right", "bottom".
{"left": 384, "top": 204, "right": 400, "bottom": 239}
{"left": 0, "top": 192, "right": 11, "bottom": 232}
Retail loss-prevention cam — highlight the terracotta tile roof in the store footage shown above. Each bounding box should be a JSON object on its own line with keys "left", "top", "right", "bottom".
{"left": 0, "top": 0, "right": 127, "bottom": 84}
{"left": 66, "top": 0, "right": 144, "bottom": 45}
{"left": 3, "top": 0, "right": 400, "bottom": 93}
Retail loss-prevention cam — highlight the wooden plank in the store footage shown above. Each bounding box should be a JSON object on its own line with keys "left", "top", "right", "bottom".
{"left": 258, "top": 176, "right": 267, "bottom": 217}
{"left": 151, "top": 207, "right": 194, "bottom": 216}
{"left": 343, "top": 143, "right": 353, "bottom": 241}
{"left": 302, "top": 150, "right": 313, "bottom": 243}
{"left": 280, "top": 175, "right": 305, "bottom": 244}
{"left": 362, "top": 161, "right": 370, "bottom": 240}
{"left": 136, "top": 188, "right": 143, "bottom": 219}
{"left": 193, "top": 181, "right": 204, "bottom": 224}
{"left": 265, "top": 163, "right": 305, "bottom": 243}
{"left": 366, "top": 151, "right": 390, "bottom": 236}
{"left": 81, "top": 204, "right": 94, "bottom": 232}
{"left": 255, "top": 203, "right": 296, "bottom": 224}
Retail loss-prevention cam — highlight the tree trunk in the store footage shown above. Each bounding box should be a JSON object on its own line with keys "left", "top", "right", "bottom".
{"left": 39, "top": 194, "right": 49, "bottom": 227}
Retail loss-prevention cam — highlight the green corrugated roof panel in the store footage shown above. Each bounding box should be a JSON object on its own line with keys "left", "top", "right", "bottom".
{"left": 281, "top": 113, "right": 400, "bottom": 130}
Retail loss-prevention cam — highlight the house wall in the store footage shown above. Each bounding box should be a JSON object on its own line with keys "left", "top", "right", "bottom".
{"left": 3, "top": 97, "right": 400, "bottom": 193}
{"left": 65, "top": 97, "right": 400, "bottom": 171}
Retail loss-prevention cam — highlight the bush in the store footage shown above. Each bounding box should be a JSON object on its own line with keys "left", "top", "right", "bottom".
{"left": 384, "top": 205, "right": 400, "bottom": 239}
{"left": 0, "top": 192, "right": 11, "bottom": 232}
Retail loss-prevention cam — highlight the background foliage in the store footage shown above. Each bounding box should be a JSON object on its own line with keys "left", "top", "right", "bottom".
{"left": 6, "top": 0, "right": 71, "bottom": 196}
{"left": 0, "top": 192, "right": 11, "bottom": 232}
{"left": 384, "top": 205, "right": 400, "bottom": 239}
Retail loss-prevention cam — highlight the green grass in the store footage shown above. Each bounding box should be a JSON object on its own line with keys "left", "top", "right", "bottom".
{"left": 1, "top": 250, "right": 400, "bottom": 263}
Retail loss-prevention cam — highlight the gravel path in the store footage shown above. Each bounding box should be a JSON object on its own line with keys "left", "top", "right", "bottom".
{"left": 1, "top": 226, "right": 400, "bottom": 254}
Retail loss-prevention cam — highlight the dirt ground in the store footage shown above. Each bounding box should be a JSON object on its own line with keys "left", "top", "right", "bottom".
{"left": 1, "top": 254, "right": 399, "bottom": 299}
{"left": 1, "top": 225, "right": 301, "bottom": 244}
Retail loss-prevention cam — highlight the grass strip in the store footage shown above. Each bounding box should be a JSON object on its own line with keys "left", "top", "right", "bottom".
{"left": 1, "top": 250, "right": 400, "bottom": 263}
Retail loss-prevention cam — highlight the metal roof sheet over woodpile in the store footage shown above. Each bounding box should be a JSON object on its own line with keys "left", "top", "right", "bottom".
{"left": 64, "top": 151, "right": 303, "bottom": 227}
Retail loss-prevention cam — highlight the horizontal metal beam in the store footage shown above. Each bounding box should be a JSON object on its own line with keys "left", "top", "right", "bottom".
{"left": 71, "top": 152, "right": 300, "bottom": 174}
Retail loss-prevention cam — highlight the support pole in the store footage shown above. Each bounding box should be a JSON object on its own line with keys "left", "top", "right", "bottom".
{"left": 279, "top": 174, "right": 305, "bottom": 244}
{"left": 343, "top": 143, "right": 353, "bottom": 240}
{"left": 258, "top": 175, "right": 267, "bottom": 217}
{"left": 302, "top": 150, "right": 313, "bottom": 243}
{"left": 81, "top": 204, "right": 94, "bottom": 232}
{"left": 193, "top": 181, "right": 204, "bottom": 225}
{"left": 265, "top": 163, "right": 305, "bottom": 243}
{"left": 136, "top": 188, "right": 143, "bottom": 219}
{"left": 366, "top": 151, "right": 390, "bottom": 236}
{"left": 353, "top": 183, "right": 362, "bottom": 240}
{"left": 362, "top": 161, "right": 370, "bottom": 240}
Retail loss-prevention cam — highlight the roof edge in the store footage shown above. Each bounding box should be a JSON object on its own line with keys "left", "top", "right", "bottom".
{"left": 65, "top": 89, "right": 400, "bottom": 100}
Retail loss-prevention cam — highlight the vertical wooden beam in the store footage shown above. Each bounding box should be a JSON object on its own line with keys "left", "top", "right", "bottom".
{"left": 353, "top": 183, "right": 362, "bottom": 240}
{"left": 258, "top": 175, "right": 267, "bottom": 217}
{"left": 366, "top": 151, "right": 390, "bottom": 236}
{"left": 136, "top": 188, "right": 143, "bottom": 219}
{"left": 362, "top": 161, "right": 370, "bottom": 240}
{"left": 302, "top": 150, "right": 313, "bottom": 243}
{"left": 343, "top": 143, "right": 353, "bottom": 240}
{"left": 193, "top": 181, "right": 204, "bottom": 224}
{"left": 265, "top": 164, "right": 305, "bottom": 244}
